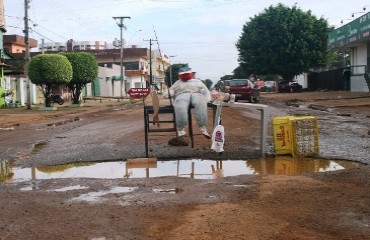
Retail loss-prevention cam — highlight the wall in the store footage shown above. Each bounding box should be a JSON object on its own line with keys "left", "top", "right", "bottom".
{"left": 85, "top": 65, "right": 122, "bottom": 97}
{"left": 351, "top": 43, "right": 368, "bottom": 75}
{"left": 294, "top": 73, "right": 308, "bottom": 88}
{"left": 351, "top": 75, "right": 369, "bottom": 92}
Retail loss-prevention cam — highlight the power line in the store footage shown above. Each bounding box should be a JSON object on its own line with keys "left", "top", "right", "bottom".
{"left": 29, "top": 19, "right": 67, "bottom": 40}
{"left": 143, "top": 38, "right": 158, "bottom": 86}
{"left": 152, "top": 26, "right": 165, "bottom": 77}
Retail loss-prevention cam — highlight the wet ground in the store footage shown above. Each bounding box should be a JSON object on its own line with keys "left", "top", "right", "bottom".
{"left": 0, "top": 91, "right": 370, "bottom": 239}
{"left": 5, "top": 157, "right": 362, "bottom": 183}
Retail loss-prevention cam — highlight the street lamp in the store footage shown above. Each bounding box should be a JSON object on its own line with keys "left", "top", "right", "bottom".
{"left": 113, "top": 16, "right": 130, "bottom": 99}
{"left": 340, "top": 19, "right": 351, "bottom": 24}
{"left": 127, "top": 29, "right": 142, "bottom": 46}
{"left": 351, "top": 12, "right": 364, "bottom": 17}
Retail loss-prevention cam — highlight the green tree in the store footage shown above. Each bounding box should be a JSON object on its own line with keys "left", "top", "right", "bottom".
{"left": 214, "top": 80, "right": 224, "bottom": 91}
{"left": 214, "top": 75, "right": 234, "bottom": 91}
{"left": 202, "top": 79, "right": 213, "bottom": 90}
{"left": 62, "top": 52, "right": 98, "bottom": 104}
{"left": 326, "top": 50, "right": 350, "bottom": 70}
{"left": 233, "top": 64, "right": 250, "bottom": 79}
{"left": 28, "top": 54, "right": 72, "bottom": 107}
{"left": 220, "top": 75, "right": 234, "bottom": 81}
{"left": 236, "top": 3, "right": 329, "bottom": 82}
{"left": 165, "top": 63, "right": 188, "bottom": 87}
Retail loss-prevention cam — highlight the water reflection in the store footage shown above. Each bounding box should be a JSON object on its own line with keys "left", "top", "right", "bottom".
{"left": 248, "top": 156, "right": 355, "bottom": 175}
{"left": 0, "top": 160, "right": 14, "bottom": 182}
{"left": 2, "top": 157, "right": 361, "bottom": 183}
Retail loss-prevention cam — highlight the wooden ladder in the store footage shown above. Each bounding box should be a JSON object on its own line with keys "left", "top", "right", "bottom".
{"left": 144, "top": 91, "right": 194, "bottom": 157}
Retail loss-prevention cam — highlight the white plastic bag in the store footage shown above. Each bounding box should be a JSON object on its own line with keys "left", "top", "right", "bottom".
{"left": 211, "top": 125, "right": 225, "bottom": 153}
{"left": 229, "top": 94, "right": 235, "bottom": 103}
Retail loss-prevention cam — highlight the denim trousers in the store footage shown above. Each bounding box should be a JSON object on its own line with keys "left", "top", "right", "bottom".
{"left": 173, "top": 92, "right": 208, "bottom": 130}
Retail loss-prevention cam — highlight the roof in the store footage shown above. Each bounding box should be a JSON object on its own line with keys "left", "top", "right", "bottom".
{"left": 9, "top": 48, "right": 151, "bottom": 60}
{"left": 0, "top": 62, "right": 11, "bottom": 67}
{"left": 3, "top": 34, "right": 38, "bottom": 48}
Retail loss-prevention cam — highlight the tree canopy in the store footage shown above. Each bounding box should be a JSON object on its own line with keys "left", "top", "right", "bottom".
{"left": 62, "top": 52, "right": 98, "bottom": 104}
{"left": 165, "top": 63, "right": 188, "bottom": 87}
{"left": 202, "top": 79, "right": 213, "bottom": 90}
{"left": 28, "top": 54, "right": 72, "bottom": 107}
{"left": 236, "top": 3, "right": 329, "bottom": 81}
{"left": 28, "top": 54, "right": 72, "bottom": 85}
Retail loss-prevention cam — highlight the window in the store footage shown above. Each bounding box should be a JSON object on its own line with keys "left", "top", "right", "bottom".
{"left": 134, "top": 82, "right": 144, "bottom": 88}
{"left": 123, "top": 61, "right": 140, "bottom": 70}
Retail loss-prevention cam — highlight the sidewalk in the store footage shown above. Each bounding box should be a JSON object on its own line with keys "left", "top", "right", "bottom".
{"left": 261, "top": 91, "right": 370, "bottom": 116}
{"left": 0, "top": 98, "right": 141, "bottom": 128}
{"left": 260, "top": 91, "right": 370, "bottom": 102}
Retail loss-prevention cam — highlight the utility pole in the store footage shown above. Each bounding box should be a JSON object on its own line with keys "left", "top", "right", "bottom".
{"left": 168, "top": 55, "right": 177, "bottom": 86}
{"left": 143, "top": 39, "right": 157, "bottom": 88}
{"left": 112, "top": 16, "right": 130, "bottom": 99}
{"left": 41, "top": 39, "right": 45, "bottom": 54}
{"left": 24, "top": 0, "right": 31, "bottom": 109}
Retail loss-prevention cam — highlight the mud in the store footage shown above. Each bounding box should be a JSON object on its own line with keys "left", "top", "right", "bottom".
{"left": 0, "top": 91, "right": 369, "bottom": 240}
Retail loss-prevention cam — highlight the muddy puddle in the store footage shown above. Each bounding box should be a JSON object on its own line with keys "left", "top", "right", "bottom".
{"left": 1, "top": 157, "right": 362, "bottom": 183}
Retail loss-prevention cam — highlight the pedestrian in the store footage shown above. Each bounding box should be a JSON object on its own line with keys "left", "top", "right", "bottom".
{"left": 169, "top": 67, "right": 211, "bottom": 139}
{"left": 342, "top": 67, "right": 351, "bottom": 91}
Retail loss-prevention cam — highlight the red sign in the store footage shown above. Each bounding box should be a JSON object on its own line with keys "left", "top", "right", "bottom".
{"left": 127, "top": 88, "right": 151, "bottom": 99}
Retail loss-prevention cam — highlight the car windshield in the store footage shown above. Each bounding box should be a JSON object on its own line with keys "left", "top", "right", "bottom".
{"left": 229, "top": 80, "right": 249, "bottom": 87}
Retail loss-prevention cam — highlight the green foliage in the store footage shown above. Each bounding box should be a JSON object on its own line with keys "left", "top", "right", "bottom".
{"left": 214, "top": 75, "right": 234, "bottom": 90}
{"left": 260, "top": 74, "right": 280, "bottom": 81}
{"left": 214, "top": 80, "right": 224, "bottom": 90}
{"left": 236, "top": 3, "right": 330, "bottom": 81}
{"left": 28, "top": 54, "right": 72, "bottom": 107}
{"left": 28, "top": 54, "right": 73, "bottom": 85}
{"left": 326, "top": 50, "right": 350, "bottom": 69}
{"left": 0, "top": 87, "right": 4, "bottom": 108}
{"left": 202, "top": 79, "right": 213, "bottom": 90}
{"left": 61, "top": 52, "right": 98, "bottom": 104}
{"left": 165, "top": 63, "right": 188, "bottom": 87}
{"left": 233, "top": 65, "right": 250, "bottom": 79}
{"left": 61, "top": 52, "right": 98, "bottom": 84}
{"left": 220, "top": 75, "right": 234, "bottom": 81}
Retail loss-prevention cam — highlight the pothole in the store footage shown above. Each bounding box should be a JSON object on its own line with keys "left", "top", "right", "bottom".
{"left": 1, "top": 157, "right": 363, "bottom": 184}
{"left": 46, "top": 117, "right": 81, "bottom": 126}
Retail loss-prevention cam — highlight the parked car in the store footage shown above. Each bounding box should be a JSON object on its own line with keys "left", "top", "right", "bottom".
{"left": 278, "top": 81, "right": 302, "bottom": 93}
{"left": 223, "top": 79, "right": 260, "bottom": 103}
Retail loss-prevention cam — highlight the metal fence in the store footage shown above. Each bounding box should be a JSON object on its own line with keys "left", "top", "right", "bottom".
{"left": 308, "top": 65, "right": 369, "bottom": 91}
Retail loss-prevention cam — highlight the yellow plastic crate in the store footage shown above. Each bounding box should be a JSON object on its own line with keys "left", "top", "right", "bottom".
{"left": 291, "top": 116, "right": 319, "bottom": 157}
{"left": 272, "top": 117, "right": 294, "bottom": 155}
{"left": 272, "top": 116, "right": 319, "bottom": 157}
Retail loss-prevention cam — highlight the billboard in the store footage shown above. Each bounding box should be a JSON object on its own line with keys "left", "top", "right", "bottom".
{"left": 328, "top": 12, "right": 370, "bottom": 50}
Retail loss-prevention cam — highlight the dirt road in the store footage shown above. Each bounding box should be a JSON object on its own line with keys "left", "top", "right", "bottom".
{"left": 0, "top": 91, "right": 369, "bottom": 240}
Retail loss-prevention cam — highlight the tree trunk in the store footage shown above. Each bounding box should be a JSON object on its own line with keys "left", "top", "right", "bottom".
{"left": 43, "top": 84, "right": 53, "bottom": 107}
{"left": 70, "top": 83, "right": 84, "bottom": 105}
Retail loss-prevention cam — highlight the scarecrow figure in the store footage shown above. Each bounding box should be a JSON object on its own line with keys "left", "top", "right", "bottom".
{"left": 169, "top": 67, "right": 211, "bottom": 139}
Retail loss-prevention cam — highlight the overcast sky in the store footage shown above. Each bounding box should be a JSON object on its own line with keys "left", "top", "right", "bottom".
{"left": 4, "top": 0, "right": 368, "bottom": 81}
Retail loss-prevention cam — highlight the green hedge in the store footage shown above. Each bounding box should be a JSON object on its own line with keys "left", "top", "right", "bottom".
{"left": 0, "top": 87, "right": 5, "bottom": 108}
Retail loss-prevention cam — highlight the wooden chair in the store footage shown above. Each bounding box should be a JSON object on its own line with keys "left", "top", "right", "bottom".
{"left": 144, "top": 91, "right": 194, "bottom": 157}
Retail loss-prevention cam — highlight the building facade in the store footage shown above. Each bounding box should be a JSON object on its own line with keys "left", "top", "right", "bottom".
{"left": 328, "top": 12, "right": 370, "bottom": 92}
{"left": 3, "top": 35, "right": 171, "bottom": 105}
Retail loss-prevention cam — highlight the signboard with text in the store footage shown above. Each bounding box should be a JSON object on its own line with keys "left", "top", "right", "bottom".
{"left": 127, "top": 88, "right": 151, "bottom": 99}
{"left": 328, "top": 12, "right": 370, "bottom": 50}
